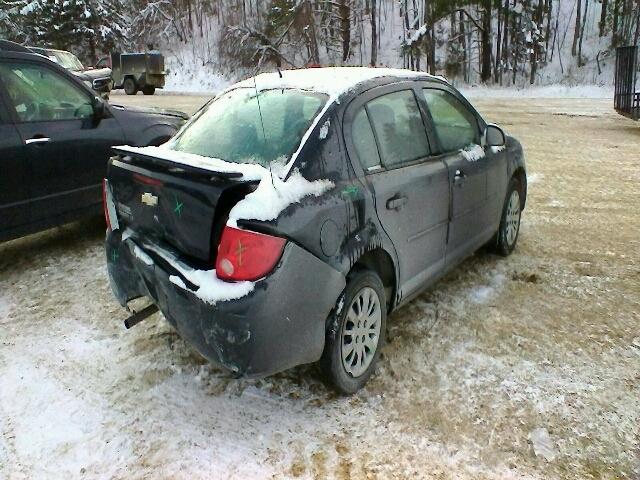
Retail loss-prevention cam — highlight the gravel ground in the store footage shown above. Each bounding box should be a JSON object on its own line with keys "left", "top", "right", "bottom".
{"left": 1, "top": 95, "right": 638, "bottom": 479}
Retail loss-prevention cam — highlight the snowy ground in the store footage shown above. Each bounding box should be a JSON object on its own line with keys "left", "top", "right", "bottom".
{"left": 1, "top": 96, "right": 639, "bottom": 479}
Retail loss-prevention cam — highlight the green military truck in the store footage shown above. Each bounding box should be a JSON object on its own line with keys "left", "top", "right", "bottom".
{"left": 97, "top": 51, "right": 166, "bottom": 95}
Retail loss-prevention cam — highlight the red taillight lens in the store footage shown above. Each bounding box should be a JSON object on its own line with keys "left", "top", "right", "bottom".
{"left": 102, "top": 178, "right": 111, "bottom": 231}
{"left": 215, "top": 226, "right": 286, "bottom": 282}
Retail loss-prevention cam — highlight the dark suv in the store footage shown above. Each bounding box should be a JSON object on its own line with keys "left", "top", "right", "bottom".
{"left": 104, "top": 67, "right": 527, "bottom": 394}
{"left": 0, "top": 41, "right": 188, "bottom": 242}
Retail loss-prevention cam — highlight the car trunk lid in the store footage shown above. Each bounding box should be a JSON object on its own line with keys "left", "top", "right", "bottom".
{"left": 108, "top": 148, "right": 257, "bottom": 263}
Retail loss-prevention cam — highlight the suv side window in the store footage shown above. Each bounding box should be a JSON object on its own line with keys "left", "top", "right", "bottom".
{"left": 366, "top": 90, "right": 431, "bottom": 168}
{"left": 351, "top": 107, "right": 381, "bottom": 170}
{"left": 421, "top": 89, "right": 479, "bottom": 152}
{"left": 0, "top": 61, "right": 93, "bottom": 123}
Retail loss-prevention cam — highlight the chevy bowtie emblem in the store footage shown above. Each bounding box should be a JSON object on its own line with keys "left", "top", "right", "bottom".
{"left": 141, "top": 192, "right": 158, "bottom": 206}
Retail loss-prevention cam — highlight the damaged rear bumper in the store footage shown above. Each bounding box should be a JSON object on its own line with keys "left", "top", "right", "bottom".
{"left": 105, "top": 231, "right": 345, "bottom": 377}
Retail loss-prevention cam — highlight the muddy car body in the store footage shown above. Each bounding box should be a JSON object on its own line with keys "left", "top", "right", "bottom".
{"left": 105, "top": 68, "right": 526, "bottom": 393}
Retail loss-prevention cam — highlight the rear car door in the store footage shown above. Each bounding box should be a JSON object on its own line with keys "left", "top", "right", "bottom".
{"left": 0, "top": 81, "right": 29, "bottom": 238}
{"left": 0, "top": 59, "right": 125, "bottom": 223}
{"left": 420, "top": 87, "right": 492, "bottom": 266}
{"left": 346, "top": 86, "right": 450, "bottom": 298}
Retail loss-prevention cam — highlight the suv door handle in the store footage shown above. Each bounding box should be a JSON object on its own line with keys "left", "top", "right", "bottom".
{"left": 25, "top": 136, "right": 51, "bottom": 145}
{"left": 386, "top": 195, "right": 408, "bottom": 211}
{"left": 454, "top": 169, "right": 466, "bottom": 186}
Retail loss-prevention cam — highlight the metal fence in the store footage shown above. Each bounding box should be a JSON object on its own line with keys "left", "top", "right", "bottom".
{"left": 614, "top": 46, "right": 639, "bottom": 120}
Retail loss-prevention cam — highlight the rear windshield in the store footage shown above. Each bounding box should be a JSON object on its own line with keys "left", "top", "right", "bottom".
{"left": 170, "top": 88, "right": 327, "bottom": 166}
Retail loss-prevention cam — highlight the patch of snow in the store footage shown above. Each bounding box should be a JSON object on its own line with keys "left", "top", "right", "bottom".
{"left": 491, "top": 145, "right": 506, "bottom": 153}
{"left": 468, "top": 272, "right": 506, "bottom": 304}
{"left": 142, "top": 242, "right": 254, "bottom": 305}
{"left": 460, "top": 84, "right": 613, "bottom": 99}
{"left": 227, "top": 67, "right": 437, "bottom": 100}
{"left": 528, "top": 428, "right": 558, "bottom": 462}
{"left": 163, "top": 63, "right": 230, "bottom": 94}
{"left": 132, "top": 244, "right": 153, "bottom": 266}
{"left": 227, "top": 167, "right": 333, "bottom": 227}
{"left": 113, "top": 145, "right": 267, "bottom": 181}
{"left": 528, "top": 173, "right": 543, "bottom": 185}
{"left": 460, "top": 144, "right": 485, "bottom": 162}
{"left": 319, "top": 120, "right": 330, "bottom": 140}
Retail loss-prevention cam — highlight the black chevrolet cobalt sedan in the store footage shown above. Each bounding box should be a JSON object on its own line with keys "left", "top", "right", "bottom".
{"left": 104, "top": 67, "right": 526, "bottom": 394}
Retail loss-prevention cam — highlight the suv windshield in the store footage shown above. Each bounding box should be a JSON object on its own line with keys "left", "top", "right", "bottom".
{"left": 51, "top": 51, "right": 84, "bottom": 71}
{"left": 171, "top": 88, "right": 327, "bottom": 166}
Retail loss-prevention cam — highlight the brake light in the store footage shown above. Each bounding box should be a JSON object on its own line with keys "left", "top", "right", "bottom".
{"left": 102, "top": 178, "right": 111, "bottom": 231}
{"left": 102, "top": 178, "right": 119, "bottom": 231}
{"left": 215, "top": 226, "right": 286, "bottom": 282}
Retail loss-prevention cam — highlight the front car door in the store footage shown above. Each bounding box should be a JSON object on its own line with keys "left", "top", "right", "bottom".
{"left": 344, "top": 85, "right": 450, "bottom": 300}
{"left": 0, "top": 58, "right": 125, "bottom": 225}
{"left": 419, "top": 87, "right": 493, "bottom": 267}
{"left": 0, "top": 82, "right": 29, "bottom": 240}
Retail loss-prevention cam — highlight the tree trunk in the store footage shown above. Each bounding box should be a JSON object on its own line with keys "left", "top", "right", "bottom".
{"left": 339, "top": 0, "right": 351, "bottom": 62}
{"left": 481, "top": 0, "right": 492, "bottom": 82}
{"left": 599, "top": 0, "right": 609, "bottom": 36}
{"left": 370, "top": 0, "right": 377, "bottom": 66}
{"left": 572, "top": 0, "right": 581, "bottom": 56}
{"left": 612, "top": 0, "right": 620, "bottom": 46}
{"left": 460, "top": 10, "right": 468, "bottom": 82}
{"left": 495, "top": 0, "right": 503, "bottom": 83}
{"left": 578, "top": 0, "right": 588, "bottom": 66}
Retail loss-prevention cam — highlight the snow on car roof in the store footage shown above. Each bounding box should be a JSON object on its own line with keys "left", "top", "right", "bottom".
{"left": 228, "top": 67, "right": 443, "bottom": 98}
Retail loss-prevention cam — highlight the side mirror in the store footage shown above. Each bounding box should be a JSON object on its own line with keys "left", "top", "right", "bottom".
{"left": 485, "top": 124, "right": 506, "bottom": 147}
{"left": 92, "top": 96, "right": 106, "bottom": 120}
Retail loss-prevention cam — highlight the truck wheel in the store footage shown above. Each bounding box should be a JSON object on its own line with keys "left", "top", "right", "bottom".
{"left": 123, "top": 78, "right": 138, "bottom": 95}
{"left": 142, "top": 86, "right": 156, "bottom": 95}
{"left": 321, "top": 269, "right": 387, "bottom": 394}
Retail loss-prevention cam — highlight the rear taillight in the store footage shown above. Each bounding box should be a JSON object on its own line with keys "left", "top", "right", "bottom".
{"left": 102, "top": 178, "right": 119, "bottom": 232}
{"left": 102, "top": 178, "right": 111, "bottom": 231}
{"left": 215, "top": 226, "right": 286, "bottom": 282}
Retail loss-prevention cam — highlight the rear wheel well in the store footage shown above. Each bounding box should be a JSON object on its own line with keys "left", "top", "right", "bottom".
{"left": 351, "top": 249, "right": 396, "bottom": 311}
{"left": 512, "top": 167, "right": 527, "bottom": 210}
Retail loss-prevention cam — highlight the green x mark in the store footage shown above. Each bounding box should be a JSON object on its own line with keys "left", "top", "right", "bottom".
{"left": 174, "top": 196, "right": 184, "bottom": 217}
{"left": 111, "top": 249, "right": 119, "bottom": 263}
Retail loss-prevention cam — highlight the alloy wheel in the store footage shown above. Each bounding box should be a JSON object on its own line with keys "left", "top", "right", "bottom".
{"left": 341, "top": 286, "right": 382, "bottom": 377}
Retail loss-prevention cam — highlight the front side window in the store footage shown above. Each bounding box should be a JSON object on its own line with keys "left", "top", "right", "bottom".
{"left": 366, "top": 90, "right": 430, "bottom": 168}
{"left": 0, "top": 62, "right": 93, "bottom": 122}
{"left": 171, "top": 88, "right": 327, "bottom": 166}
{"left": 422, "top": 89, "right": 479, "bottom": 152}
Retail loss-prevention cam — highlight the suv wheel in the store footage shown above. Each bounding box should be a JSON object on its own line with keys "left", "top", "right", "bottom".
{"left": 123, "top": 78, "right": 138, "bottom": 95}
{"left": 321, "top": 269, "right": 387, "bottom": 394}
{"left": 495, "top": 177, "right": 522, "bottom": 256}
{"left": 142, "top": 85, "right": 156, "bottom": 95}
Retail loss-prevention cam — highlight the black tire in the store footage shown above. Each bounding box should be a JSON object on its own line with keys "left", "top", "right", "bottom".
{"left": 123, "top": 78, "right": 138, "bottom": 95}
{"left": 142, "top": 85, "right": 156, "bottom": 95}
{"left": 321, "top": 269, "right": 387, "bottom": 394}
{"left": 495, "top": 177, "right": 522, "bottom": 256}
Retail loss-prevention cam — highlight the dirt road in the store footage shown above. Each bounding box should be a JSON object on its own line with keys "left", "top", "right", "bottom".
{"left": 1, "top": 94, "right": 638, "bottom": 479}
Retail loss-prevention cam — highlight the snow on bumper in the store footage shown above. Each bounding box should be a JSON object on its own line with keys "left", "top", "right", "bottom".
{"left": 105, "top": 232, "right": 346, "bottom": 377}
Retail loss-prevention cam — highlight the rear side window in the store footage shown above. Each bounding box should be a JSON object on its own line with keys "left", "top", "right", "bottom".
{"left": 366, "top": 90, "right": 430, "bottom": 168}
{"left": 351, "top": 108, "right": 381, "bottom": 170}
{"left": 422, "top": 89, "right": 479, "bottom": 152}
{"left": 0, "top": 61, "right": 93, "bottom": 122}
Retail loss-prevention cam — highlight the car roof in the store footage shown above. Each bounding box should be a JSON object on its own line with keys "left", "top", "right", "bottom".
{"left": 228, "top": 67, "right": 447, "bottom": 100}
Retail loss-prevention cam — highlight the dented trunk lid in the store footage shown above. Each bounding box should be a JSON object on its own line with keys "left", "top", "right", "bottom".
{"left": 108, "top": 148, "right": 255, "bottom": 263}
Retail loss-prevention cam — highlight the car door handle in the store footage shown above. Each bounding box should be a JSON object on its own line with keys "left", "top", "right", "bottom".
{"left": 386, "top": 195, "right": 408, "bottom": 211}
{"left": 454, "top": 169, "right": 466, "bottom": 186}
{"left": 25, "top": 137, "right": 51, "bottom": 145}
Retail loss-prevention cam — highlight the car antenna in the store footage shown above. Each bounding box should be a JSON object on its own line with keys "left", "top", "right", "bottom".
{"left": 252, "top": 74, "right": 276, "bottom": 190}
